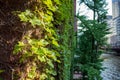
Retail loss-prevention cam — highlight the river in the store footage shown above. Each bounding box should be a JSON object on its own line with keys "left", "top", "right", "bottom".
{"left": 101, "top": 53, "right": 120, "bottom": 80}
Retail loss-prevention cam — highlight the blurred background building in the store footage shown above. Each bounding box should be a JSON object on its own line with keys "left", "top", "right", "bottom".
{"left": 108, "top": 0, "right": 120, "bottom": 47}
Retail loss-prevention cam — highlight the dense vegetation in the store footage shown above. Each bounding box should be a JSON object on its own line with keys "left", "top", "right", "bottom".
{"left": 13, "top": 0, "right": 76, "bottom": 80}
{"left": 74, "top": 0, "right": 109, "bottom": 80}
{"left": 0, "top": 0, "right": 76, "bottom": 80}
{"left": 0, "top": 0, "right": 109, "bottom": 80}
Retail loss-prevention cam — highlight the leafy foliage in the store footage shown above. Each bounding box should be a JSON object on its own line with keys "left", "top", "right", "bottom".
{"left": 13, "top": 0, "right": 75, "bottom": 80}
{"left": 53, "top": 0, "right": 75, "bottom": 80}
{"left": 13, "top": 0, "right": 60, "bottom": 80}
{"left": 74, "top": 0, "right": 109, "bottom": 80}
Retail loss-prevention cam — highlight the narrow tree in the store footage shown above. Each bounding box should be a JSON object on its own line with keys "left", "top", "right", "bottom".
{"left": 74, "top": 0, "right": 109, "bottom": 80}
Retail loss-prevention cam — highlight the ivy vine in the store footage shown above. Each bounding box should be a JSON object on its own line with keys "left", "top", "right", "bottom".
{"left": 13, "top": 0, "right": 75, "bottom": 80}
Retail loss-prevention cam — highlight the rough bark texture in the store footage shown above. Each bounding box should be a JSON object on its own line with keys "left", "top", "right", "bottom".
{"left": 0, "top": 1, "right": 29, "bottom": 79}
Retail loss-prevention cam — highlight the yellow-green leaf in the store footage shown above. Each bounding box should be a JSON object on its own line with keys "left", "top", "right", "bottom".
{"left": 52, "top": 40, "right": 59, "bottom": 47}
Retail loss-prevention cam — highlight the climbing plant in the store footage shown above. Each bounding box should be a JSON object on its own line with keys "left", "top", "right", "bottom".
{"left": 13, "top": 0, "right": 75, "bottom": 80}
{"left": 49, "top": 0, "right": 76, "bottom": 80}
{"left": 13, "top": 0, "right": 61, "bottom": 80}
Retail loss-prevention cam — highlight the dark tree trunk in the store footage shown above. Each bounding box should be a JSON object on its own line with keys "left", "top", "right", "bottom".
{"left": 0, "top": 1, "right": 29, "bottom": 80}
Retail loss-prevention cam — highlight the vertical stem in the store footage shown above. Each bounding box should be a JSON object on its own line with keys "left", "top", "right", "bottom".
{"left": 92, "top": 0, "right": 96, "bottom": 62}
{"left": 92, "top": 0, "right": 95, "bottom": 53}
{"left": 74, "top": 0, "right": 77, "bottom": 32}
{"left": 93, "top": 0, "right": 96, "bottom": 21}
{"left": 70, "top": 0, "right": 77, "bottom": 80}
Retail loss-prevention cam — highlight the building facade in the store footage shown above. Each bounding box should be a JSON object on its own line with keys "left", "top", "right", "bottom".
{"left": 111, "top": 0, "right": 120, "bottom": 47}
{"left": 106, "top": 15, "right": 116, "bottom": 45}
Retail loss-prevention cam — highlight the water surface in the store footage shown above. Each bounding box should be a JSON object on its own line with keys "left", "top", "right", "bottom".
{"left": 101, "top": 54, "right": 120, "bottom": 80}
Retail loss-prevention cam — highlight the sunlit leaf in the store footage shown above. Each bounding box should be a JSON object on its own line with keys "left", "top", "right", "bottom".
{"left": 52, "top": 40, "right": 59, "bottom": 47}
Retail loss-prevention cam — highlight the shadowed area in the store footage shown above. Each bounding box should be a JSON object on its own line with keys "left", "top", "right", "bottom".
{"left": 0, "top": 1, "right": 30, "bottom": 79}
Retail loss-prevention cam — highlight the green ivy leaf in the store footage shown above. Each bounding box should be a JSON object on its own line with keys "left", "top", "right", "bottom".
{"left": 29, "top": 16, "right": 41, "bottom": 26}
{"left": 47, "top": 60, "right": 54, "bottom": 68}
{"left": 54, "top": 0, "right": 60, "bottom": 5}
{"left": 43, "top": 0, "right": 56, "bottom": 12}
{"left": 52, "top": 40, "right": 59, "bottom": 47}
